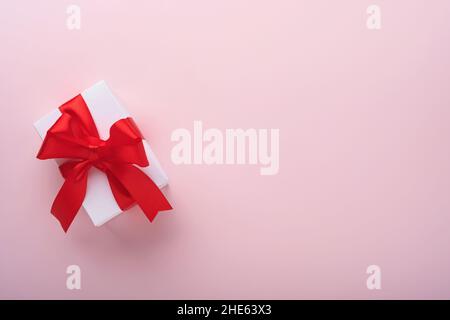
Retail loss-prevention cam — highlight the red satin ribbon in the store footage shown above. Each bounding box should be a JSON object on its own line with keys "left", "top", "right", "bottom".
{"left": 37, "top": 95, "right": 172, "bottom": 232}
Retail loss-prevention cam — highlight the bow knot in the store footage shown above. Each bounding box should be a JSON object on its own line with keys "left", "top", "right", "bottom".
{"left": 37, "top": 94, "right": 172, "bottom": 232}
{"left": 86, "top": 141, "right": 109, "bottom": 164}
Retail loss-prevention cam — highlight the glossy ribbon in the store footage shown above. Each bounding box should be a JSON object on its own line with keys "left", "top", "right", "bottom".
{"left": 37, "top": 95, "right": 172, "bottom": 232}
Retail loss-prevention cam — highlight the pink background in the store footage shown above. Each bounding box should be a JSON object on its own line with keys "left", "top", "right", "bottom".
{"left": 1, "top": 0, "right": 450, "bottom": 299}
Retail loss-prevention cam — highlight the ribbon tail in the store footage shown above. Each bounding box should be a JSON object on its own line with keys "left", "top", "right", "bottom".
{"left": 108, "top": 164, "right": 172, "bottom": 222}
{"left": 106, "top": 170, "right": 135, "bottom": 210}
{"left": 51, "top": 175, "right": 88, "bottom": 232}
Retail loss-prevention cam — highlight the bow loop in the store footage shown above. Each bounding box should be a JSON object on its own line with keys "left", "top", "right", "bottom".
{"left": 101, "top": 118, "right": 149, "bottom": 167}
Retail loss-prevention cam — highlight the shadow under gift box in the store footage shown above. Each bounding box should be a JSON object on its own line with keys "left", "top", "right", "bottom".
{"left": 34, "top": 81, "right": 169, "bottom": 227}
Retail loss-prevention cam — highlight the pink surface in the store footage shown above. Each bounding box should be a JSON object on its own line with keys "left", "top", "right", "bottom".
{"left": 1, "top": 0, "right": 450, "bottom": 299}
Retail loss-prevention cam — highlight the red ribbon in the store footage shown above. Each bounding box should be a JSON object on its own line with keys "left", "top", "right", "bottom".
{"left": 37, "top": 95, "right": 172, "bottom": 232}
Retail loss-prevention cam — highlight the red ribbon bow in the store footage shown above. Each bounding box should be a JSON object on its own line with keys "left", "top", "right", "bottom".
{"left": 37, "top": 95, "right": 172, "bottom": 232}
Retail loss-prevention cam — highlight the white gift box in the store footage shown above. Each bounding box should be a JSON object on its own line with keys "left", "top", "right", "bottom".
{"left": 34, "top": 81, "right": 169, "bottom": 226}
